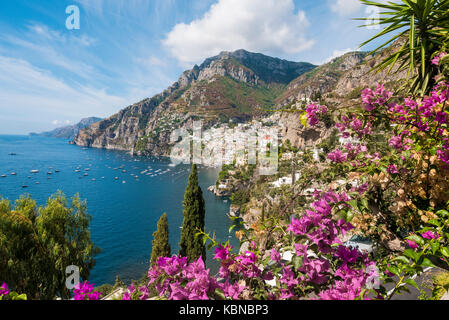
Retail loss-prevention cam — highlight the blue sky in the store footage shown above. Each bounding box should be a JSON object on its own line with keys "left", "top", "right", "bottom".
{"left": 0, "top": 0, "right": 389, "bottom": 134}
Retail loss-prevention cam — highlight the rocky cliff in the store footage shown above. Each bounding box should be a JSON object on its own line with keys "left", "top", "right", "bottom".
{"left": 74, "top": 50, "right": 315, "bottom": 155}
{"left": 74, "top": 45, "right": 405, "bottom": 156}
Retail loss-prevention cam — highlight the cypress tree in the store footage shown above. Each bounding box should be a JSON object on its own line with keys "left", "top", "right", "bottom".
{"left": 179, "top": 164, "right": 206, "bottom": 263}
{"left": 150, "top": 213, "right": 171, "bottom": 267}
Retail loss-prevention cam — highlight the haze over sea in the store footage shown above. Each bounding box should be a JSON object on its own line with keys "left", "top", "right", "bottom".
{"left": 0, "top": 135, "right": 238, "bottom": 286}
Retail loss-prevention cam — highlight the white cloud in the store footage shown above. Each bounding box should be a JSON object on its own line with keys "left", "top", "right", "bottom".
{"left": 163, "top": 0, "right": 315, "bottom": 65}
{"left": 320, "top": 47, "right": 360, "bottom": 65}
{"left": 136, "top": 56, "right": 167, "bottom": 68}
{"left": 330, "top": 0, "right": 362, "bottom": 16}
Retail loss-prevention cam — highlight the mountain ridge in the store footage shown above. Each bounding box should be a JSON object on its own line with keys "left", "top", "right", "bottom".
{"left": 31, "top": 117, "right": 103, "bottom": 140}
{"left": 74, "top": 46, "right": 405, "bottom": 156}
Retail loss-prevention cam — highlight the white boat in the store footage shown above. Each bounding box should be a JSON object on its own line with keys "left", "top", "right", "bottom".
{"left": 11, "top": 172, "right": 17, "bottom": 176}
{"left": 30, "top": 170, "right": 39, "bottom": 174}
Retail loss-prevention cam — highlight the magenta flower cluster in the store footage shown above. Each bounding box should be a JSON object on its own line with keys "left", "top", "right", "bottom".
{"left": 432, "top": 52, "right": 447, "bottom": 66}
{"left": 144, "top": 255, "right": 244, "bottom": 300}
{"left": 336, "top": 115, "right": 373, "bottom": 138}
{"left": 285, "top": 191, "right": 379, "bottom": 300}
{"left": 0, "top": 282, "right": 9, "bottom": 297}
{"left": 306, "top": 103, "right": 328, "bottom": 126}
{"left": 387, "top": 82, "right": 449, "bottom": 163}
{"left": 362, "top": 84, "right": 393, "bottom": 112}
{"left": 73, "top": 281, "right": 101, "bottom": 300}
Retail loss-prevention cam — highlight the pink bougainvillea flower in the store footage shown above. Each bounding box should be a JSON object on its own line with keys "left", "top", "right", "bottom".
{"left": 328, "top": 150, "right": 348, "bottom": 163}
{"left": 432, "top": 52, "right": 447, "bottom": 65}
{"left": 270, "top": 249, "right": 281, "bottom": 263}
{"left": 407, "top": 240, "right": 419, "bottom": 249}
{"left": 421, "top": 231, "right": 439, "bottom": 240}
{"left": 214, "top": 243, "right": 233, "bottom": 261}
{"left": 387, "top": 164, "right": 399, "bottom": 174}
{"left": 0, "top": 282, "right": 9, "bottom": 296}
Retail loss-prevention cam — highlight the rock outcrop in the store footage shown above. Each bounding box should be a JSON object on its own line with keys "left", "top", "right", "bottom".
{"left": 74, "top": 50, "right": 316, "bottom": 155}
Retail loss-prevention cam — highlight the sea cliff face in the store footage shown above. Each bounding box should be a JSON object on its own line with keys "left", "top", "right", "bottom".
{"left": 74, "top": 45, "right": 405, "bottom": 156}
{"left": 74, "top": 49, "right": 316, "bottom": 155}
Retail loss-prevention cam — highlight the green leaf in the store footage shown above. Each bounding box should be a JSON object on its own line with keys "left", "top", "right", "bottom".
{"left": 404, "top": 278, "right": 419, "bottom": 290}
{"left": 419, "top": 257, "right": 437, "bottom": 268}
{"left": 292, "top": 255, "right": 304, "bottom": 270}
{"left": 214, "top": 289, "right": 226, "bottom": 300}
{"left": 430, "top": 242, "right": 440, "bottom": 255}
{"left": 348, "top": 199, "right": 358, "bottom": 209}
{"left": 392, "top": 255, "right": 410, "bottom": 264}
{"left": 440, "top": 247, "right": 449, "bottom": 258}
{"left": 428, "top": 219, "right": 441, "bottom": 227}
{"left": 403, "top": 249, "right": 420, "bottom": 262}
{"left": 388, "top": 265, "right": 401, "bottom": 277}
{"left": 407, "top": 234, "right": 425, "bottom": 246}
{"left": 436, "top": 210, "right": 449, "bottom": 217}
{"left": 300, "top": 112, "right": 308, "bottom": 128}
{"left": 361, "top": 199, "right": 369, "bottom": 210}
{"left": 14, "top": 294, "right": 27, "bottom": 300}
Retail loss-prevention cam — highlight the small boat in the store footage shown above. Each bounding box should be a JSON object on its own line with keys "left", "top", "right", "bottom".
{"left": 85, "top": 168, "right": 90, "bottom": 171}
{"left": 55, "top": 170, "right": 60, "bottom": 173}
{"left": 30, "top": 170, "right": 39, "bottom": 174}
{"left": 122, "top": 181, "right": 126, "bottom": 184}
{"left": 84, "top": 173, "right": 89, "bottom": 176}
{"left": 11, "top": 172, "right": 17, "bottom": 176}
{"left": 122, "top": 170, "right": 127, "bottom": 173}
{"left": 47, "top": 172, "right": 52, "bottom": 175}
{"left": 35, "top": 182, "right": 39, "bottom": 185}
{"left": 8, "top": 153, "right": 17, "bottom": 156}
{"left": 92, "top": 178, "right": 96, "bottom": 181}
{"left": 1, "top": 175, "right": 6, "bottom": 178}
{"left": 22, "top": 185, "right": 28, "bottom": 188}
{"left": 114, "top": 177, "right": 119, "bottom": 180}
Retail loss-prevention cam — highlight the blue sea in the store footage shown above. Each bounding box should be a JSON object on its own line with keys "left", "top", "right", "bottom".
{"left": 0, "top": 135, "right": 238, "bottom": 286}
